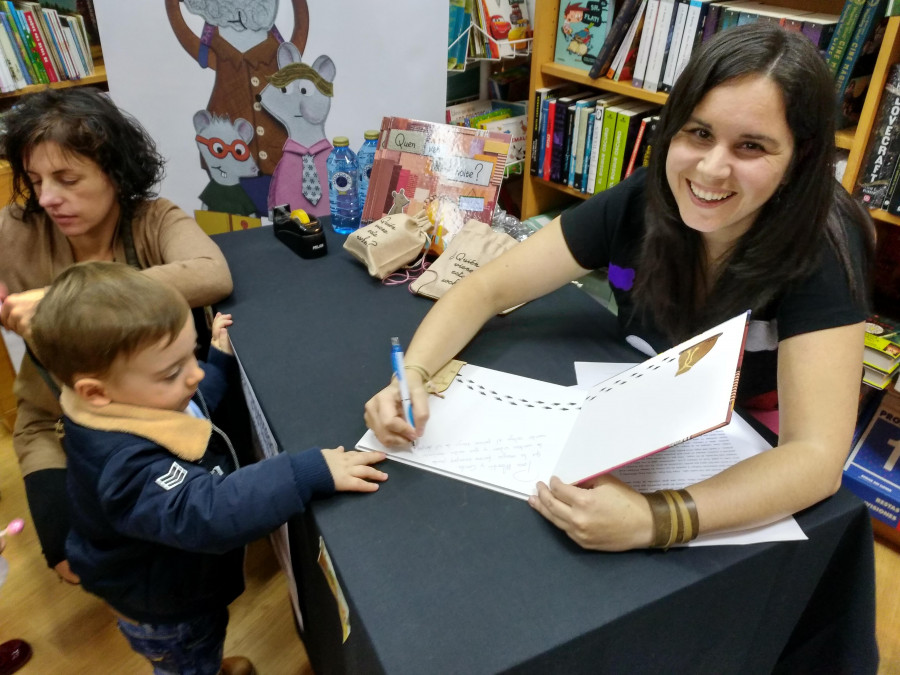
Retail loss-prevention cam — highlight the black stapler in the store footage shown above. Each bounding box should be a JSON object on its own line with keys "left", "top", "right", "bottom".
{"left": 272, "top": 204, "right": 328, "bottom": 259}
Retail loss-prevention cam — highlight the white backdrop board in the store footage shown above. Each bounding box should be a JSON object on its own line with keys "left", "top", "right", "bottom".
{"left": 93, "top": 1, "right": 448, "bottom": 219}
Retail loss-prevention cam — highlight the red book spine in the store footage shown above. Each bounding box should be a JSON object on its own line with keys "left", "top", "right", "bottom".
{"left": 23, "top": 9, "right": 55, "bottom": 82}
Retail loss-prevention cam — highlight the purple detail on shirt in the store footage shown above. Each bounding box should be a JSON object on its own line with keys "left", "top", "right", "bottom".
{"left": 609, "top": 264, "right": 635, "bottom": 291}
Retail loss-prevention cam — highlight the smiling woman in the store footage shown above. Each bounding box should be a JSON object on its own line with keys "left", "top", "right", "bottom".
{"left": 364, "top": 22, "right": 877, "bottom": 553}
{"left": 0, "top": 87, "right": 233, "bottom": 582}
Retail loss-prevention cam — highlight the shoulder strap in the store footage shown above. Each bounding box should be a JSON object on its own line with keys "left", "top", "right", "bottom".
{"left": 25, "top": 343, "right": 61, "bottom": 400}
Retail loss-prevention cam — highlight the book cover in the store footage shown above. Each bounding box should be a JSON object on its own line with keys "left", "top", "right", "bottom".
{"left": 607, "top": 102, "right": 659, "bottom": 188}
{"left": 19, "top": 5, "right": 56, "bottom": 81}
{"left": 59, "top": 13, "right": 89, "bottom": 75}
{"left": 588, "top": 0, "right": 645, "bottom": 79}
{"left": 594, "top": 102, "right": 628, "bottom": 192}
{"left": 41, "top": 8, "right": 74, "bottom": 79}
{"left": 672, "top": 0, "right": 712, "bottom": 83}
{"left": 361, "top": 117, "right": 509, "bottom": 228}
{"left": 572, "top": 94, "right": 606, "bottom": 188}
{"left": 358, "top": 312, "right": 751, "bottom": 500}
{"left": 609, "top": 0, "right": 649, "bottom": 81}
{"left": 0, "top": 35, "right": 14, "bottom": 90}
{"left": 642, "top": 0, "right": 675, "bottom": 93}
{"left": 834, "top": 4, "right": 889, "bottom": 130}
{"left": 800, "top": 12, "right": 839, "bottom": 52}
{"left": 0, "top": 9, "right": 23, "bottom": 87}
{"left": 551, "top": 91, "right": 592, "bottom": 184}
{"left": 481, "top": 114, "right": 527, "bottom": 175}
{"left": 26, "top": 2, "right": 63, "bottom": 80}
{"left": 842, "top": 389, "right": 900, "bottom": 532}
{"left": 446, "top": 98, "right": 493, "bottom": 126}
{"left": 554, "top": 0, "right": 613, "bottom": 72}
{"left": 448, "top": 0, "right": 466, "bottom": 70}
{"left": 625, "top": 112, "right": 659, "bottom": 178}
{"left": 0, "top": 10, "right": 28, "bottom": 83}
{"left": 865, "top": 315, "right": 900, "bottom": 373}
{"left": 585, "top": 93, "right": 629, "bottom": 193}
{"left": 478, "top": 0, "right": 531, "bottom": 56}
{"left": 581, "top": 110, "right": 596, "bottom": 192}
{"left": 856, "top": 63, "right": 900, "bottom": 209}
{"left": 659, "top": 0, "right": 689, "bottom": 92}
{"left": 863, "top": 364, "right": 898, "bottom": 389}
{"left": 7, "top": 3, "right": 45, "bottom": 83}
{"left": 632, "top": 0, "right": 660, "bottom": 88}
{"left": 542, "top": 96, "right": 558, "bottom": 180}
{"left": 826, "top": 0, "right": 866, "bottom": 77}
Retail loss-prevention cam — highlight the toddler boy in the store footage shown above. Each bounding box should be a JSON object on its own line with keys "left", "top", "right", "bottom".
{"left": 30, "top": 261, "right": 387, "bottom": 675}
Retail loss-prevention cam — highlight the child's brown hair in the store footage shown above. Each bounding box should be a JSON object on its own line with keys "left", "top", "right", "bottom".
{"left": 31, "top": 261, "right": 190, "bottom": 386}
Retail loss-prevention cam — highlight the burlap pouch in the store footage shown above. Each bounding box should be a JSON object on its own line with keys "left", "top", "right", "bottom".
{"left": 410, "top": 219, "right": 518, "bottom": 300}
{"left": 343, "top": 210, "right": 431, "bottom": 279}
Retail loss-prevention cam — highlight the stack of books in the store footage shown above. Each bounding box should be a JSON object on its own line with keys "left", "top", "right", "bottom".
{"left": 530, "top": 84, "right": 660, "bottom": 193}
{"left": 0, "top": 1, "right": 96, "bottom": 94}
{"left": 864, "top": 314, "right": 900, "bottom": 389}
{"left": 446, "top": 98, "right": 528, "bottom": 176}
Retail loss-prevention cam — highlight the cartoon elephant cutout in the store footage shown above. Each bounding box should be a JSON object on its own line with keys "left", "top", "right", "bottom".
{"left": 260, "top": 41, "right": 336, "bottom": 218}
{"left": 194, "top": 110, "right": 260, "bottom": 216}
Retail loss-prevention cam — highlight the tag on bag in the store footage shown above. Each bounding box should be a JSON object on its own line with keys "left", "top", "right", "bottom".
{"left": 343, "top": 211, "right": 431, "bottom": 279}
{"left": 410, "top": 219, "right": 518, "bottom": 301}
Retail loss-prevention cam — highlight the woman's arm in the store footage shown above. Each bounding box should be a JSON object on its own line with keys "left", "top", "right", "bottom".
{"left": 529, "top": 322, "right": 865, "bottom": 550}
{"left": 688, "top": 321, "right": 863, "bottom": 532}
{"left": 137, "top": 201, "right": 234, "bottom": 307}
{"left": 364, "top": 219, "right": 590, "bottom": 445}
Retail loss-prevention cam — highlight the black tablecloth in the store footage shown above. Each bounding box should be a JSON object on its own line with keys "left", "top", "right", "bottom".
{"left": 215, "top": 226, "right": 878, "bottom": 675}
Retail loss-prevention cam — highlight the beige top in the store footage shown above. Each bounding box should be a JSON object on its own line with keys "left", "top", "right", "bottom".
{"left": 0, "top": 198, "right": 234, "bottom": 475}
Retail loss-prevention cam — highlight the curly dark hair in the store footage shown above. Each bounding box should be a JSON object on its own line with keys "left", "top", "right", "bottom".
{"left": 2, "top": 87, "right": 165, "bottom": 226}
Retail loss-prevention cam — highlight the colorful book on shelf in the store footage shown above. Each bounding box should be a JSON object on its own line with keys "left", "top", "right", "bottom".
{"left": 607, "top": 102, "right": 660, "bottom": 189}
{"left": 671, "top": 0, "right": 712, "bottom": 84}
{"left": 800, "top": 12, "right": 839, "bottom": 52}
{"left": 446, "top": 98, "right": 493, "bottom": 126}
{"left": 60, "top": 12, "right": 91, "bottom": 75}
{"left": 357, "top": 312, "right": 751, "bottom": 500}
{"left": 864, "top": 314, "right": 900, "bottom": 374}
{"left": 6, "top": 2, "right": 45, "bottom": 83}
{"left": 550, "top": 91, "right": 593, "bottom": 184}
{"left": 0, "top": 9, "right": 32, "bottom": 84}
{"left": 856, "top": 62, "right": 900, "bottom": 210}
{"left": 834, "top": 1, "right": 888, "bottom": 130}
{"left": 26, "top": 2, "right": 64, "bottom": 80}
{"left": 826, "top": 0, "right": 867, "bottom": 77}
{"left": 448, "top": 0, "right": 466, "bottom": 70}
{"left": 593, "top": 102, "right": 630, "bottom": 193}
{"left": 642, "top": 0, "right": 676, "bottom": 93}
{"left": 361, "top": 117, "right": 509, "bottom": 228}
{"left": 608, "top": 0, "right": 649, "bottom": 81}
{"left": 863, "top": 364, "right": 897, "bottom": 390}
{"left": 571, "top": 94, "right": 606, "bottom": 189}
{"left": 554, "top": 0, "right": 613, "bottom": 72}
{"left": 585, "top": 93, "right": 629, "bottom": 194}
{"left": 0, "top": 10, "right": 24, "bottom": 88}
{"left": 659, "top": 0, "right": 689, "bottom": 93}
{"left": 588, "top": 0, "right": 645, "bottom": 79}
{"left": 17, "top": 3, "right": 56, "bottom": 82}
{"left": 625, "top": 113, "right": 660, "bottom": 178}
{"left": 530, "top": 83, "right": 578, "bottom": 176}
{"left": 479, "top": 0, "right": 531, "bottom": 56}
{"left": 480, "top": 114, "right": 527, "bottom": 175}
{"left": 632, "top": 0, "right": 661, "bottom": 88}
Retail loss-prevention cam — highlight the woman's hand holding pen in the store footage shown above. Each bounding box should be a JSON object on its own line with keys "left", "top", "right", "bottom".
{"left": 364, "top": 369, "right": 431, "bottom": 447}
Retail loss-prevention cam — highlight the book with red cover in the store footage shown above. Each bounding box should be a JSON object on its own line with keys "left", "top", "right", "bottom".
{"left": 19, "top": 4, "right": 56, "bottom": 81}
{"left": 361, "top": 117, "right": 510, "bottom": 230}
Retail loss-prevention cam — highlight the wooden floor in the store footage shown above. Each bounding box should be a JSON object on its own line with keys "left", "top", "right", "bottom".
{"left": 1, "top": 422, "right": 899, "bottom": 673}
{"left": 0, "top": 425, "right": 312, "bottom": 674}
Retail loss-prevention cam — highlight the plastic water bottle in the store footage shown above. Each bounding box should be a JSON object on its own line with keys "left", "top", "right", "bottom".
{"left": 326, "top": 136, "right": 360, "bottom": 234}
{"left": 357, "top": 130, "right": 379, "bottom": 211}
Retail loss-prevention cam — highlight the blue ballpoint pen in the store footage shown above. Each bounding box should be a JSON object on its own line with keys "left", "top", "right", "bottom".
{"left": 391, "top": 337, "right": 416, "bottom": 434}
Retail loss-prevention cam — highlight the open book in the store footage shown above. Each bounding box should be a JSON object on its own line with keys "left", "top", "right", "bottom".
{"left": 357, "top": 312, "right": 750, "bottom": 499}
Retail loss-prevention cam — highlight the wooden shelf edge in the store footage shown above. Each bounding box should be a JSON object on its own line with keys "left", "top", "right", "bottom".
{"left": 870, "top": 208, "right": 900, "bottom": 227}
{"left": 541, "top": 62, "right": 669, "bottom": 106}
{"left": 0, "top": 62, "right": 106, "bottom": 101}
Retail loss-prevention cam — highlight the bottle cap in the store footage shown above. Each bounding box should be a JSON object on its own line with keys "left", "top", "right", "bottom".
{"left": 364, "top": 130, "right": 379, "bottom": 140}
{"left": 333, "top": 136, "right": 349, "bottom": 146}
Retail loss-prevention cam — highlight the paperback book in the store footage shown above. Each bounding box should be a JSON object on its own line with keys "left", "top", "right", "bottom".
{"left": 554, "top": 0, "right": 614, "bottom": 72}
{"left": 361, "top": 117, "right": 510, "bottom": 228}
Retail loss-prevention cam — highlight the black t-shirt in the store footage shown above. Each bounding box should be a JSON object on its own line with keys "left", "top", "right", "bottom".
{"left": 561, "top": 168, "right": 869, "bottom": 406}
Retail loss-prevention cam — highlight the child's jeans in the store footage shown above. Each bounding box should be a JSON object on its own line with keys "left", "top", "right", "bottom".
{"left": 116, "top": 607, "right": 228, "bottom": 675}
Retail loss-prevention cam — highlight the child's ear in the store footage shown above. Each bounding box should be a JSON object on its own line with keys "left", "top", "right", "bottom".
{"left": 72, "top": 377, "right": 112, "bottom": 406}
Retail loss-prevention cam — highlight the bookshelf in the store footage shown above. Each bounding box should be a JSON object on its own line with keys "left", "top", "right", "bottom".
{"left": 521, "top": 0, "right": 899, "bottom": 223}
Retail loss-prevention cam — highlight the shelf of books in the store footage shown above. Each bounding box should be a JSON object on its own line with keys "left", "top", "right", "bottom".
{"left": 0, "top": 59, "right": 104, "bottom": 100}
{"left": 521, "top": 1, "right": 900, "bottom": 224}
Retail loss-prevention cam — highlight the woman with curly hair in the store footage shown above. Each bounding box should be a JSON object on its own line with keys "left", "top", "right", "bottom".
{"left": 0, "top": 87, "right": 233, "bottom": 582}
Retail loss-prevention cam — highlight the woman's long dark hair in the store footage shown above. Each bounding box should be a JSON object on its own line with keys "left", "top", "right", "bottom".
{"left": 2, "top": 87, "right": 165, "bottom": 228}
{"left": 635, "top": 23, "right": 874, "bottom": 341}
